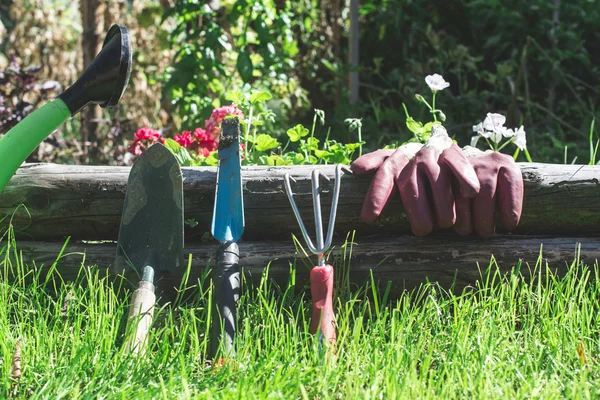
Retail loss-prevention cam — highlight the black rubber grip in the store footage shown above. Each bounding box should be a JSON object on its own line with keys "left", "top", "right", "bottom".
{"left": 209, "top": 241, "right": 241, "bottom": 359}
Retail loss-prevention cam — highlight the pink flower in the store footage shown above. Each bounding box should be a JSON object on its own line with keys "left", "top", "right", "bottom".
{"left": 129, "top": 127, "right": 164, "bottom": 155}
{"left": 194, "top": 128, "right": 217, "bottom": 152}
{"left": 173, "top": 130, "right": 194, "bottom": 148}
{"left": 204, "top": 104, "right": 244, "bottom": 140}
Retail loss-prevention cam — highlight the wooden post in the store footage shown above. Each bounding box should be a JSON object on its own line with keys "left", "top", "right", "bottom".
{"left": 348, "top": 0, "right": 360, "bottom": 105}
{"left": 79, "top": 0, "right": 105, "bottom": 163}
{"left": 1, "top": 163, "right": 600, "bottom": 241}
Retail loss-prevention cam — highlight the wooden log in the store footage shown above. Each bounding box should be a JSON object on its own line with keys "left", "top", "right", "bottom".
{"left": 10, "top": 234, "right": 600, "bottom": 293}
{"left": 1, "top": 163, "right": 599, "bottom": 242}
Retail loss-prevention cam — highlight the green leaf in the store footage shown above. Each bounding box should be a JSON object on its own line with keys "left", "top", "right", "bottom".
{"left": 237, "top": 51, "right": 253, "bottom": 82}
{"left": 266, "top": 155, "right": 292, "bottom": 166}
{"left": 286, "top": 124, "right": 310, "bottom": 142}
{"left": 225, "top": 91, "right": 245, "bottom": 105}
{"left": 254, "top": 134, "right": 280, "bottom": 152}
{"left": 300, "top": 137, "right": 320, "bottom": 152}
{"left": 203, "top": 152, "right": 219, "bottom": 166}
{"left": 314, "top": 149, "right": 333, "bottom": 159}
{"left": 321, "top": 59, "right": 338, "bottom": 73}
{"left": 164, "top": 138, "right": 194, "bottom": 166}
{"left": 249, "top": 90, "right": 272, "bottom": 104}
{"left": 406, "top": 116, "right": 426, "bottom": 137}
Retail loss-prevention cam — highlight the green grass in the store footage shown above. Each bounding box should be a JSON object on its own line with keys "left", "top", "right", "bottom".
{"left": 1, "top": 227, "right": 599, "bottom": 399}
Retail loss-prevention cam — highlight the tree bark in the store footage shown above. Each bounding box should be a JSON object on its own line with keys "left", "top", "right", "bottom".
{"left": 1, "top": 163, "right": 600, "bottom": 242}
{"left": 10, "top": 234, "right": 599, "bottom": 294}
{"left": 79, "top": 0, "right": 105, "bottom": 163}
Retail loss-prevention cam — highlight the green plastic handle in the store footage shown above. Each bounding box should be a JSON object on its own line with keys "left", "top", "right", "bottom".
{"left": 0, "top": 98, "right": 71, "bottom": 193}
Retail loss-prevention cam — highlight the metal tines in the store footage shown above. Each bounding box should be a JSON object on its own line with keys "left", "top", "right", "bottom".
{"left": 284, "top": 164, "right": 351, "bottom": 266}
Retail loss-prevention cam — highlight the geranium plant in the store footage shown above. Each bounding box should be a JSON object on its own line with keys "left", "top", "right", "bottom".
{"left": 403, "top": 73, "right": 530, "bottom": 161}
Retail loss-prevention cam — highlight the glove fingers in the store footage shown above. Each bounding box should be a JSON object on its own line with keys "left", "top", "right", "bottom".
{"left": 472, "top": 174, "right": 498, "bottom": 239}
{"left": 398, "top": 164, "right": 434, "bottom": 236}
{"left": 351, "top": 149, "right": 395, "bottom": 175}
{"left": 419, "top": 148, "right": 455, "bottom": 228}
{"left": 439, "top": 144, "right": 480, "bottom": 198}
{"left": 452, "top": 178, "right": 473, "bottom": 236}
{"left": 360, "top": 148, "right": 410, "bottom": 223}
{"left": 497, "top": 163, "right": 524, "bottom": 230}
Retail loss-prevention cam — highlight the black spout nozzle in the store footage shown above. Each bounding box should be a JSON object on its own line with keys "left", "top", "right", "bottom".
{"left": 59, "top": 24, "right": 132, "bottom": 116}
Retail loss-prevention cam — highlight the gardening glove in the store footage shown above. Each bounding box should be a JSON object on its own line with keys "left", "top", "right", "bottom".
{"left": 451, "top": 146, "right": 524, "bottom": 239}
{"left": 396, "top": 126, "right": 481, "bottom": 236}
{"left": 351, "top": 125, "right": 480, "bottom": 236}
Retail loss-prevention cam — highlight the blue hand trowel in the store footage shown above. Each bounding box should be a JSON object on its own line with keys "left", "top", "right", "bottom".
{"left": 209, "top": 116, "right": 245, "bottom": 359}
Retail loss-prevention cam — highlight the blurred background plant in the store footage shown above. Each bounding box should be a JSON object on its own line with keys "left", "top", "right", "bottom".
{"left": 0, "top": 0, "right": 598, "bottom": 165}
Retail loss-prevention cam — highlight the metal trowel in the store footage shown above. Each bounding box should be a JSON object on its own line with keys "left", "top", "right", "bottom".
{"left": 114, "top": 143, "right": 184, "bottom": 354}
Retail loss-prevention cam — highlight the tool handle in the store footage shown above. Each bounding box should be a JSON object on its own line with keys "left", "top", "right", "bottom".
{"left": 210, "top": 241, "right": 240, "bottom": 359}
{"left": 0, "top": 99, "right": 71, "bottom": 193}
{"left": 310, "top": 264, "right": 336, "bottom": 346}
{"left": 124, "top": 279, "right": 156, "bottom": 356}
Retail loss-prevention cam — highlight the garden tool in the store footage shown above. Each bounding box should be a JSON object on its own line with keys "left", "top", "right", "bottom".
{"left": 0, "top": 24, "right": 132, "bottom": 193}
{"left": 284, "top": 164, "right": 350, "bottom": 348}
{"left": 115, "top": 143, "right": 184, "bottom": 355}
{"left": 209, "top": 117, "right": 245, "bottom": 360}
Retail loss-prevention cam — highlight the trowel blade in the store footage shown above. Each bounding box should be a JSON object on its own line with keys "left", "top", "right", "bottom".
{"left": 114, "top": 143, "right": 184, "bottom": 293}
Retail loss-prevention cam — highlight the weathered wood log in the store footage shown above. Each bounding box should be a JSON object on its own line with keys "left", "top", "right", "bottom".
{"left": 11, "top": 234, "right": 600, "bottom": 293}
{"left": 1, "top": 163, "right": 599, "bottom": 242}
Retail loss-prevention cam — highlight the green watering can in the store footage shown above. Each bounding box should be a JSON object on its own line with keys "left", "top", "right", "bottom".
{"left": 0, "top": 24, "right": 132, "bottom": 192}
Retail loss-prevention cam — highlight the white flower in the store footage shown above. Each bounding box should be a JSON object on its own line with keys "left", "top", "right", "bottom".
{"left": 482, "top": 113, "right": 506, "bottom": 131}
{"left": 514, "top": 125, "right": 527, "bottom": 150}
{"left": 490, "top": 130, "right": 504, "bottom": 144}
{"left": 425, "top": 74, "right": 450, "bottom": 91}
{"left": 426, "top": 124, "right": 452, "bottom": 151}
{"left": 472, "top": 122, "right": 484, "bottom": 135}
{"left": 498, "top": 126, "right": 515, "bottom": 138}
{"left": 470, "top": 135, "right": 480, "bottom": 147}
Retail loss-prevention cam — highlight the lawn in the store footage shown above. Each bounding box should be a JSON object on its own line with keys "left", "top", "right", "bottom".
{"left": 1, "top": 227, "right": 599, "bottom": 399}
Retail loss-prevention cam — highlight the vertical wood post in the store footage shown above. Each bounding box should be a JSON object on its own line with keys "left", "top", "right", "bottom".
{"left": 348, "top": 0, "right": 360, "bottom": 105}
{"left": 79, "top": 0, "right": 105, "bottom": 163}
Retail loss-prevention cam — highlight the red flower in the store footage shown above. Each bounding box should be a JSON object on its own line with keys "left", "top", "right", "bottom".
{"left": 129, "top": 127, "right": 164, "bottom": 155}
{"left": 204, "top": 104, "right": 244, "bottom": 140}
{"left": 194, "top": 128, "right": 218, "bottom": 154}
{"left": 173, "top": 130, "right": 194, "bottom": 148}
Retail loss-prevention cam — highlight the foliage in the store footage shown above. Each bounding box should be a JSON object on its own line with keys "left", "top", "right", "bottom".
{"left": 162, "top": 0, "right": 310, "bottom": 131}
{"left": 357, "top": 0, "right": 600, "bottom": 162}
{"left": 2, "top": 227, "right": 600, "bottom": 397}
{"left": 0, "top": 58, "right": 60, "bottom": 134}
{"left": 131, "top": 89, "right": 363, "bottom": 166}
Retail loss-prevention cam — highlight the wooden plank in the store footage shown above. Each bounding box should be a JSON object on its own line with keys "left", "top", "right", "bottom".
{"left": 1, "top": 163, "right": 599, "bottom": 241}
{"left": 10, "top": 234, "right": 599, "bottom": 293}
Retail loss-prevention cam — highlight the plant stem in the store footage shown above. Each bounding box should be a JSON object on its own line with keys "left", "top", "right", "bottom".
{"left": 358, "top": 125, "right": 363, "bottom": 157}
{"left": 244, "top": 107, "right": 253, "bottom": 159}
{"left": 431, "top": 92, "right": 437, "bottom": 122}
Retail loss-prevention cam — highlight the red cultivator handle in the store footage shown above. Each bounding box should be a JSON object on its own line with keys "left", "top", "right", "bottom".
{"left": 310, "top": 265, "right": 336, "bottom": 346}
{"left": 284, "top": 165, "right": 351, "bottom": 349}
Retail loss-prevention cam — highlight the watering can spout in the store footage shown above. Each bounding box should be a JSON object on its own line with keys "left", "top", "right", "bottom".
{"left": 59, "top": 24, "right": 132, "bottom": 115}
{"left": 0, "top": 24, "right": 132, "bottom": 194}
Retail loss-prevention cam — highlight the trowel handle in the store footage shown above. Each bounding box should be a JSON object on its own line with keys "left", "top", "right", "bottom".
{"left": 210, "top": 241, "right": 241, "bottom": 359}
{"left": 0, "top": 99, "right": 71, "bottom": 193}
{"left": 310, "top": 264, "right": 336, "bottom": 347}
{"left": 124, "top": 266, "right": 156, "bottom": 356}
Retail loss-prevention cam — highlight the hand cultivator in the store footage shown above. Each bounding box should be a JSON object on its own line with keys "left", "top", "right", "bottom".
{"left": 284, "top": 164, "right": 350, "bottom": 348}
{"left": 0, "top": 24, "right": 132, "bottom": 193}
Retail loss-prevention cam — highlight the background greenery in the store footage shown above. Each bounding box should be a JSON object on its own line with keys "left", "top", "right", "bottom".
{"left": 0, "top": 0, "right": 598, "bottom": 164}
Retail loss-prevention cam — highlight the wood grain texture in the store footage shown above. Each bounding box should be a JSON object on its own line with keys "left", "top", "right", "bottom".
{"left": 1, "top": 163, "right": 599, "bottom": 242}
{"left": 12, "top": 234, "right": 599, "bottom": 293}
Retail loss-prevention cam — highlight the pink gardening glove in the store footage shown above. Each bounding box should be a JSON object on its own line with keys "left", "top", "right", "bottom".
{"left": 352, "top": 125, "right": 523, "bottom": 238}
{"left": 452, "top": 146, "right": 524, "bottom": 239}
{"left": 352, "top": 125, "right": 480, "bottom": 236}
